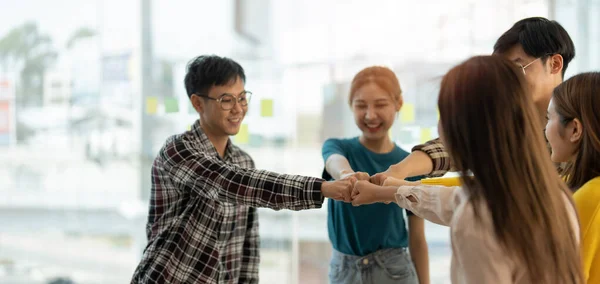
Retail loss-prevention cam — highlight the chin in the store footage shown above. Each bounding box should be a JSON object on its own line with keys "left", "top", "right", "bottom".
{"left": 549, "top": 152, "right": 563, "bottom": 164}
{"left": 363, "top": 132, "right": 387, "bottom": 141}
{"left": 225, "top": 127, "right": 241, "bottom": 136}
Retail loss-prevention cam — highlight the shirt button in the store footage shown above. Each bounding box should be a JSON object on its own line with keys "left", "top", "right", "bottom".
{"left": 363, "top": 259, "right": 369, "bottom": 265}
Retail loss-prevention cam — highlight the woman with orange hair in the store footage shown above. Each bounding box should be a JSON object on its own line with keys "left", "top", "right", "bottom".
{"left": 322, "top": 66, "right": 429, "bottom": 284}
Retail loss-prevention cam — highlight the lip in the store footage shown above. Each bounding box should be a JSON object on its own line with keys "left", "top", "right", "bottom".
{"left": 365, "top": 123, "right": 382, "bottom": 133}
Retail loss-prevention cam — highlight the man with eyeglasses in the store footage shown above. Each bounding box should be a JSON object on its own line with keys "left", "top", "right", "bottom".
{"left": 131, "top": 55, "right": 355, "bottom": 283}
{"left": 372, "top": 17, "right": 575, "bottom": 182}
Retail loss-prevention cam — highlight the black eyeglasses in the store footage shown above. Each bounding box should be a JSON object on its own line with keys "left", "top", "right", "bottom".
{"left": 200, "top": 91, "right": 252, "bottom": 110}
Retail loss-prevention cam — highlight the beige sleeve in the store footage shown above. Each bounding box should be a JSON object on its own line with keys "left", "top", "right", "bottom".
{"left": 394, "top": 185, "right": 461, "bottom": 226}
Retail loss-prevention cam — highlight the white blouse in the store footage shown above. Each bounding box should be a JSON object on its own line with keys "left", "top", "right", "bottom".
{"left": 394, "top": 185, "right": 580, "bottom": 284}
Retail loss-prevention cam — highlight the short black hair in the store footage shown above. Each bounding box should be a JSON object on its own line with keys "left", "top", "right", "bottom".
{"left": 184, "top": 55, "right": 246, "bottom": 98}
{"left": 493, "top": 17, "right": 575, "bottom": 77}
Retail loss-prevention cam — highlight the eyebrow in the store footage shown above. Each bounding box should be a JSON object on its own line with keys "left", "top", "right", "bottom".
{"left": 219, "top": 90, "right": 247, "bottom": 97}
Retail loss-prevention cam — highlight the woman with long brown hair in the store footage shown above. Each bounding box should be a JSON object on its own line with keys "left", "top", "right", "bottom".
{"left": 546, "top": 72, "right": 600, "bottom": 282}
{"left": 351, "top": 56, "right": 583, "bottom": 283}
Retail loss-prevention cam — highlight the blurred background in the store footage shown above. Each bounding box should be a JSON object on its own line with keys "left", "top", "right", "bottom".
{"left": 0, "top": 0, "right": 599, "bottom": 283}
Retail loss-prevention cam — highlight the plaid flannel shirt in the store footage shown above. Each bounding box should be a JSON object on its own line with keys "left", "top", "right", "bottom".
{"left": 131, "top": 120, "right": 324, "bottom": 284}
{"left": 413, "top": 137, "right": 566, "bottom": 177}
{"left": 412, "top": 138, "right": 454, "bottom": 177}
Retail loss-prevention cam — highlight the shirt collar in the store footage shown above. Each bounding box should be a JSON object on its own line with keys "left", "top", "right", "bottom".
{"left": 191, "top": 119, "right": 242, "bottom": 160}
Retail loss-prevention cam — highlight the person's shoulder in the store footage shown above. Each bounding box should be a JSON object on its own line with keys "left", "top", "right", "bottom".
{"left": 575, "top": 176, "right": 600, "bottom": 199}
{"left": 157, "top": 131, "right": 205, "bottom": 164}
{"left": 392, "top": 143, "right": 411, "bottom": 157}
{"left": 574, "top": 177, "right": 600, "bottom": 217}
{"left": 324, "top": 137, "right": 360, "bottom": 148}
{"left": 324, "top": 136, "right": 357, "bottom": 144}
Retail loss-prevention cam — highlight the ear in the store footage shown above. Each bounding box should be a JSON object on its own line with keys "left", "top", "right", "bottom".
{"left": 395, "top": 100, "right": 403, "bottom": 112}
{"left": 190, "top": 94, "right": 204, "bottom": 114}
{"left": 569, "top": 118, "right": 583, "bottom": 143}
{"left": 548, "top": 54, "right": 564, "bottom": 76}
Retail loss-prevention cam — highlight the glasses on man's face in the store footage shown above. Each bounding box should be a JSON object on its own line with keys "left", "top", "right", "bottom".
{"left": 516, "top": 57, "right": 542, "bottom": 76}
{"left": 202, "top": 91, "right": 252, "bottom": 110}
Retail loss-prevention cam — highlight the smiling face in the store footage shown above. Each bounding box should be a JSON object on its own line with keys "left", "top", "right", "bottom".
{"left": 351, "top": 82, "right": 398, "bottom": 142}
{"left": 192, "top": 77, "right": 247, "bottom": 138}
{"left": 545, "top": 98, "right": 581, "bottom": 163}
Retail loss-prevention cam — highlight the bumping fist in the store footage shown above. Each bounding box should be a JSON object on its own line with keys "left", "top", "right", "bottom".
{"left": 321, "top": 179, "right": 356, "bottom": 202}
{"left": 351, "top": 180, "right": 385, "bottom": 206}
{"left": 340, "top": 171, "right": 370, "bottom": 182}
{"left": 369, "top": 173, "right": 389, "bottom": 186}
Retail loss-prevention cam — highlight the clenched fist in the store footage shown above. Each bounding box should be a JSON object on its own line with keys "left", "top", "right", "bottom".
{"left": 369, "top": 173, "right": 389, "bottom": 186}
{"left": 340, "top": 171, "right": 370, "bottom": 182}
{"left": 321, "top": 178, "right": 355, "bottom": 202}
{"left": 351, "top": 180, "right": 398, "bottom": 206}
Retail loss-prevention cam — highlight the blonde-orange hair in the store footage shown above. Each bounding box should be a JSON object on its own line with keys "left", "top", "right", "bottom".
{"left": 348, "top": 66, "right": 403, "bottom": 110}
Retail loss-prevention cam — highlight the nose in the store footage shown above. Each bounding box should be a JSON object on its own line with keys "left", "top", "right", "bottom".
{"left": 230, "top": 98, "right": 243, "bottom": 113}
{"left": 365, "top": 106, "right": 376, "bottom": 120}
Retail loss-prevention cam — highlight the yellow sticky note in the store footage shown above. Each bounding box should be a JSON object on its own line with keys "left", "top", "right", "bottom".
{"left": 437, "top": 108, "right": 440, "bottom": 120}
{"left": 260, "top": 99, "right": 273, "bottom": 117}
{"left": 401, "top": 103, "right": 415, "bottom": 123}
{"left": 388, "top": 128, "right": 393, "bottom": 139}
{"left": 187, "top": 124, "right": 191, "bottom": 131}
{"left": 146, "top": 97, "right": 158, "bottom": 114}
{"left": 420, "top": 128, "right": 432, "bottom": 143}
{"left": 235, "top": 124, "right": 249, "bottom": 144}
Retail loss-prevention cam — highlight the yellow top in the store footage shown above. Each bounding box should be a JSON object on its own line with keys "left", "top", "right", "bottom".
{"left": 573, "top": 176, "right": 600, "bottom": 283}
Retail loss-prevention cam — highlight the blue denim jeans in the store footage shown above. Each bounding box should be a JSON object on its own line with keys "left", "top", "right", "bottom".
{"left": 329, "top": 248, "right": 418, "bottom": 284}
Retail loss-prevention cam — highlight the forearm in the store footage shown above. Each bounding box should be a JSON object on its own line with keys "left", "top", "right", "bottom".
{"left": 395, "top": 185, "right": 459, "bottom": 226}
{"left": 409, "top": 215, "right": 430, "bottom": 284}
{"left": 410, "top": 138, "right": 453, "bottom": 177}
{"left": 374, "top": 186, "right": 400, "bottom": 203}
{"left": 325, "top": 154, "right": 354, "bottom": 180}
{"left": 409, "top": 236, "right": 430, "bottom": 284}
{"left": 169, "top": 154, "right": 324, "bottom": 210}
{"left": 387, "top": 150, "right": 434, "bottom": 179}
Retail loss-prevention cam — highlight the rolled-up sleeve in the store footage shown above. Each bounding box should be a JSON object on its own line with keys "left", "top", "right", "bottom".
{"left": 411, "top": 138, "right": 454, "bottom": 177}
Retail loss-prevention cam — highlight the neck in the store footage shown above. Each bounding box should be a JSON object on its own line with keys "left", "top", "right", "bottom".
{"left": 359, "top": 136, "right": 395, "bottom": 153}
{"left": 535, "top": 99, "right": 550, "bottom": 126}
{"left": 199, "top": 121, "right": 229, "bottom": 158}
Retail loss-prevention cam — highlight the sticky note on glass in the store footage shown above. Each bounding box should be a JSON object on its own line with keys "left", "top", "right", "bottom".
{"left": 401, "top": 103, "right": 415, "bottom": 123}
{"left": 165, "top": 97, "right": 179, "bottom": 113}
{"left": 420, "top": 128, "right": 432, "bottom": 143}
{"left": 260, "top": 99, "right": 273, "bottom": 117}
{"left": 235, "top": 124, "right": 249, "bottom": 144}
{"left": 146, "top": 97, "right": 158, "bottom": 114}
{"left": 388, "top": 128, "right": 393, "bottom": 139}
{"left": 437, "top": 108, "right": 440, "bottom": 120}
